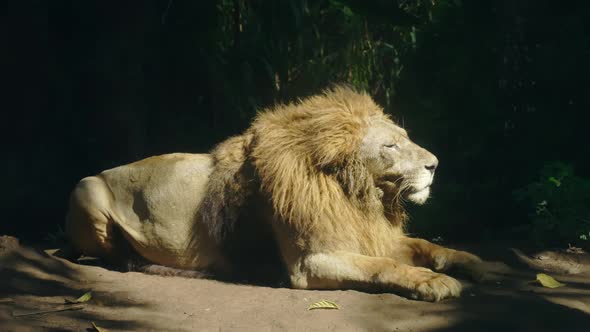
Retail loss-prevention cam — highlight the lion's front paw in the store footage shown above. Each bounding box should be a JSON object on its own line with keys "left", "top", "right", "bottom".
{"left": 408, "top": 268, "right": 462, "bottom": 302}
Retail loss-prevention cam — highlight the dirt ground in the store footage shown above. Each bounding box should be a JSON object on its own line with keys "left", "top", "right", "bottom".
{"left": 1, "top": 237, "right": 589, "bottom": 332}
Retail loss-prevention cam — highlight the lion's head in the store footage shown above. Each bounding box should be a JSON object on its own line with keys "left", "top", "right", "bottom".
{"left": 205, "top": 86, "right": 438, "bottom": 243}
{"left": 359, "top": 114, "right": 438, "bottom": 205}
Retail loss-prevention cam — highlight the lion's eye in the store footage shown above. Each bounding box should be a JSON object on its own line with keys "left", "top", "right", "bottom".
{"left": 384, "top": 143, "right": 399, "bottom": 150}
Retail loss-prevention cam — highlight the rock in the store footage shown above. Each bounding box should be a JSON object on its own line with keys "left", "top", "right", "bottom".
{"left": 512, "top": 248, "right": 590, "bottom": 275}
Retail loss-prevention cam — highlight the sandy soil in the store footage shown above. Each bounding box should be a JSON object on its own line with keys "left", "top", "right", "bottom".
{"left": 1, "top": 237, "right": 589, "bottom": 332}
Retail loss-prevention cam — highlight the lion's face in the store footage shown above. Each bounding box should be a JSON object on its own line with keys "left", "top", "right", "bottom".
{"left": 360, "top": 116, "right": 438, "bottom": 205}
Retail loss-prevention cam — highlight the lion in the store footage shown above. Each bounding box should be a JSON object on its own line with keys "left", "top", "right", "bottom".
{"left": 65, "top": 86, "right": 481, "bottom": 301}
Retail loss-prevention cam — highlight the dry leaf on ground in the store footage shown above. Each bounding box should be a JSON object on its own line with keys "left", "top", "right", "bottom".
{"left": 308, "top": 300, "right": 339, "bottom": 310}
{"left": 92, "top": 322, "right": 108, "bottom": 332}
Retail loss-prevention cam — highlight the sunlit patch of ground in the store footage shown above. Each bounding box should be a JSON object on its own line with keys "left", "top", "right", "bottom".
{"left": 1, "top": 237, "right": 589, "bottom": 331}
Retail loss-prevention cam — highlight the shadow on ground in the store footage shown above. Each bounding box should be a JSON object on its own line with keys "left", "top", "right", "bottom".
{"left": 0, "top": 246, "right": 154, "bottom": 331}
{"left": 1, "top": 239, "right": 589, "bottom": 331}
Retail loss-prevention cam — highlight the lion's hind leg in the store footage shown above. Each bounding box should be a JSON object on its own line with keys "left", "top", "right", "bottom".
{"left": 290, "top": 251, "right": 461, "bottom": 302}
{"left": 65, "top": 176, "right": 119, "bottom": 262}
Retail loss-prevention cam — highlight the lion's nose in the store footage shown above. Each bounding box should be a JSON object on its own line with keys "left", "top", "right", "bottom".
{"left": 425, "top": 159, "right": 438, "bottom": 174}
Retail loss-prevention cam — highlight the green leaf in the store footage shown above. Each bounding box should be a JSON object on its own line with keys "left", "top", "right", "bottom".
{"left": 308, "top": 300, "right": 339, "bottom": 310}
{"left": 65, "top": 291, "right": 92, "bottom": 304}
{"left": 535, "top": 273, "right": 566, "bottom": 288}
{"left": 548, "top": 177, "right": 561, "bottom": 187}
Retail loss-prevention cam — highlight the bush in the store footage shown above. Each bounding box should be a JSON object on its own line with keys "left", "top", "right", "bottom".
{"left": 513, "top": 162, "right": 590, "bottom": 248}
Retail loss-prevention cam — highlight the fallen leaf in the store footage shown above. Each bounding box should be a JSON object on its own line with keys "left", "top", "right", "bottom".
{"left": 43, "top": 248, "right": 59, "bottom": 256}
{"left": 536, "top": 273, "right": 566, "bottom": 288}
{"left": 65, "top": 291, "right": 92, "bottom": 304}
{"left": 308, "top": 300, "right": 339, "bottom": 310}
{"left": 92, "top": 322, "right": 108, "bottom": 332}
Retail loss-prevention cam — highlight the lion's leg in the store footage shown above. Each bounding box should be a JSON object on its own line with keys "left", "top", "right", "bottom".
{"left": 396, "top": 238, "right": 482, "bottom": 273}
{"left": 65, "top": 176, "right": 118, "bottom": 261}
{"left": 66, "top": 177, "right": 156, "bottom": 271}
{"left": 289, "top": 251, "right": 461, "bottom": 302}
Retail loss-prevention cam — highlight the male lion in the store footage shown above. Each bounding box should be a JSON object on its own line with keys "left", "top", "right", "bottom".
{"left": 66, "top": 86, "right": 481, "bottom": 301}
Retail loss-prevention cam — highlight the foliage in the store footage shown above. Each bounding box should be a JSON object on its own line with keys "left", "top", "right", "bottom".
{"left": 392, "top": 0, "right": 590, "bottom": 245}
{"left": 208, "top": 0, "right": 433, "bottom": 114}
{"left": 514, "top": 162, "right": 590, "bottom": 248}
{"left": 14, "top": 0, "right": 589, "bottom": 247}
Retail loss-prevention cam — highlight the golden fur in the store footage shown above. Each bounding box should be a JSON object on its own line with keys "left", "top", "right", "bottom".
{"left": 66, "top": 86, "right": 482, "bottom": 301}
{"left": 202, "top": 88, "right": 403, "bottom": 255}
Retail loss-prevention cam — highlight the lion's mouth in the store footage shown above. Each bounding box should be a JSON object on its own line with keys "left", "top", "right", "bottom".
{"left": 376, "top": 177, "right": 432, "bottom": 205}
{"left": 377, "top": 177, "right": 430, "bottom": 194}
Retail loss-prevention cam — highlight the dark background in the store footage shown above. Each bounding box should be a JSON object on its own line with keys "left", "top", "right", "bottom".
{"left": 6, "top": 0, "right": 590, "bottom": 248}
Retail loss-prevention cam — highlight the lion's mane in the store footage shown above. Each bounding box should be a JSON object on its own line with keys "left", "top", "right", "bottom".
{"left": 200, "top": 86, "right": 407, "bottom": 256}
